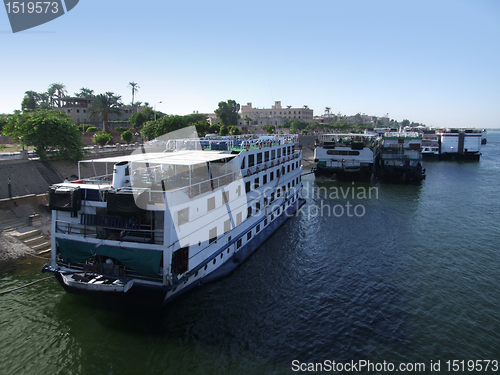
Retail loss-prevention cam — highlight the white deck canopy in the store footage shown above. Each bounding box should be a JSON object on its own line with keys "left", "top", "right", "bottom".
{"left": 82, "top": 150, "right": 233, "bottom": 166}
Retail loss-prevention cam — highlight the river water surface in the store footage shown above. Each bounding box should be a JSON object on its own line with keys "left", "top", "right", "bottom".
{"left": 1, "top": 132, "right": 500, "bottom": 374}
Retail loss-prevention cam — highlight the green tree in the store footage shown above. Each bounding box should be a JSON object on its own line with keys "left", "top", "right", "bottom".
{"left": 38, "top": 92, "right": 51, "bottom": 109}
{"left": 121, "top": 130, "right": 134, "bottom": 144}
{"left": 129, "top": 112, "right": 147, "bottom": 128}
{"left": 48, "top": 83, "right": 67, "bottom": 108}
{"left": 193, "top": 121, "right": 210, "bottom": 137}
{"left": 128, "top": 81, "right": 139, "bottom": 106}
{"left": 93, "top": 131, "right": 113, "bottom": 146}
{"left": 74, "top": 87, "right": 95, "bottom": 98}
{"left": 262, "top": 125, "right": 274, "bottom": 134}
{"left": 3, "top": 110, "right": 83, "bottom": 161}
{"left": 229, "top": 126, "right": 242, "bottom": 135}
{"left": 88, "top": 92, "right": 123, "bottom": 133}
{"left": 21, "top": 90, "right": 40, "bottom": 112}
{"left": 402, "top": 119, "right": 410, "bottom": 127}
{"left": 215, "top": 100, "right": 240, "bottom": 126}
{"left": 219, "top": 125, "right": 229, "bottom": 136}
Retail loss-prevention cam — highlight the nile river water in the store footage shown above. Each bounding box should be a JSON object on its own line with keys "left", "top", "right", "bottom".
{"left": 1, "top": 132, "right": 500, "bottom": 374}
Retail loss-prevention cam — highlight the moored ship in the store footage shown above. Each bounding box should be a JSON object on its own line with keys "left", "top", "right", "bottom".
{"left": 377, "top": 131, "right": 425, "bottom": 182}
{"left": 313, "top": 133, "right": 379, "bottom": 181}
{"left": 42, "top": 131, "right": 305, "bottom": 306}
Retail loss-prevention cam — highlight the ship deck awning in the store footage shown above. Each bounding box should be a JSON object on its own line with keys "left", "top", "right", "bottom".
{"left": 82, "top": 150, "right": 234, "bottom": 166}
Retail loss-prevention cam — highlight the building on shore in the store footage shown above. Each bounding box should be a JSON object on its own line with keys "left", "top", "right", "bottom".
{"left": 56, "top": 97, "right": 144, "bottom": 125}
{"left": 240, "top": 101, "right": 314, "bottom": 127}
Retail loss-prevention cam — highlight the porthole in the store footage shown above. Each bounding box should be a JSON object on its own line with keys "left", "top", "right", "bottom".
{"left": 213, "top": 259, "right": 216, "bottom": 265}
{"left": 220, "top": 253, "right": 223, "bottom": 259}
{"left": 204, "top": 265, "right": 208, "bottom": 271}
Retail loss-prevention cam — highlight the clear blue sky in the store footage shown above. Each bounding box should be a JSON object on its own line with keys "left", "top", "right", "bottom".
{"left": 1, "top": 0, "right": 499, "bottom": 128}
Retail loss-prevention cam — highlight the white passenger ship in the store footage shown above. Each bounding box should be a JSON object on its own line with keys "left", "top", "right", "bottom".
{"left": 313, "top": 133, "right": 379, "bottom": 180}
{"left": 42, "top": 131, "right": 305, "bottom": 306}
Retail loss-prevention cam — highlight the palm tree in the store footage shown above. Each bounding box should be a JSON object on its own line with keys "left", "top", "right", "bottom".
{"left": 74, "top": 87, "right": 95, "bottom": 98}
{"left": 21, "top": 90, "right": 40, "bottom": 111}
{"left": 48, "top": 83, "right": 67, "bottom": 108}
{"left": 128, "top": 81, "right": 140, "bottom": 105}
{"left": 88, "top": 92, "right": 123, "bottom": 133}
{"left": 303, "top": 105, "right": 309, "bottom": 109}
{"left": 325, "top": 107, "right": 331, "bottom": 118}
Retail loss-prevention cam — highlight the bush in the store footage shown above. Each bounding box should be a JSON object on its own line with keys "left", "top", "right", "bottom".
{"left": 121, "top": 130, "right": 134, "bottom": 144}
{"left": 116, "top": 126, "right": 129, "bottom": 132}
{"left": 93, "top": 131, "right": 113, "bottom": 146}
{"left": 86, "top": 126, "right": 98, "bottom": 133}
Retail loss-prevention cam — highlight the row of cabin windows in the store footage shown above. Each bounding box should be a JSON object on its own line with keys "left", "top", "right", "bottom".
{"left": 245, "top": 162, "right": 300, "bottom": 193}
{"left": 235, "top": 193, "right": 299, "bottom": 250}
{"left": 178, "top": 174, "right": 301, "bottom": 226}
{"left": 242, "top": 146, "right": 294, "bottom": 169}
{"left": 211, "top": 191, "right": 301, "bottom": 252}
{"left": 173, "top": 189, "right": 298, "bottom": 275}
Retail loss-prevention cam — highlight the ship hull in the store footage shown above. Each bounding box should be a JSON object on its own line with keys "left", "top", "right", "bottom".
{"left": 49, "top": 197, "right": 306, "bottom": 306}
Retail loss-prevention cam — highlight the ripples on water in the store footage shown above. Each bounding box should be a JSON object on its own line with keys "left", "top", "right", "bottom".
{"left": 1, "top": 134, "right": 500, "bottom": 374}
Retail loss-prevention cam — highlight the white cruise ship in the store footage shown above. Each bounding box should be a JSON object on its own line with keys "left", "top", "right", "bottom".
{"left": 42, "top": 131, "right": 305, "bottom": 306}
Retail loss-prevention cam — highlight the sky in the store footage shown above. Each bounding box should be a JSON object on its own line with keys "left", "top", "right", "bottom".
{"left": 1, "top": 0, "right": 499, "bottom": 128}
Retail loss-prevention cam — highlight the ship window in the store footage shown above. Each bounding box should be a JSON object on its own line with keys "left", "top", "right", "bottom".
{"left": 254, "top": 177, "right": 259, "bottom": 189}
{"left": 264, "top": 218, "right": 268, "bottom": 227}
{"left": 237, "top": 238, "right": 242, "bottom": 249}
{"left": 263, "top": 174, "right": 268, "bottom": 184}
{"left": 236, "top": 185, "right": 241, "bottom": 197}
{"left": 271, "top": 150, "right": 275, "bottom": 160}
{"left": 245, "top": 181, "right": 251, "bottom": 193}
{"left": 257, "top": 153, "right": 262, "bottom": 165}
{"left": 207, "top": 197, "right": 215, "bottom": 212}
{"left": 222, "top": 191, "right": 229, "bottom": 204}
{"left": 177, "top": 207, "right": 189, "bottom": 225}
{"left": 282, "top": 166, "right": 285, "bottom": 175}
{"left": 277, "top": 169, "right": 280, "bottom": 178}
{"left": 227, "top": 248, "right": 230, "bottom": 253}
{"left": 247, "top": 232, "right": 252, "bottom": 240}
{"left": 264, "top": 197, "right": 268, "bottom": 206}
{"left": 277, "top": 148, "right": 281, "bottom": 158}
{"left": 264, "top": 151, "right": 269, "bottom": 162}
{"left": 270, "top": 171, "right": 274, "bottom": 180}
{"left": 287, "top": 146, "right": 291, "bottom": 155}
{"left": 220, "top": 253, "right": 223, "bottom": 259}
{"left": 209, "top": 227, "right": 217, "bottom": 244}
{"left": 287, "top": 165, "right": 290, "bottom": 173}
{"left": 248, "top": 154, "right": 255, "bottom": 167}
{"left": 236, "top": 212, "right": 242, "bottom": 225}
{"left": 271, "top": 193, "right": 275, "bottom": 202}
{"left": 213, "top": 259, "right": 216, "bottom": 265}
{"left": 224, "top": 219, "right": 231, "bottom": 233}
{"left": 172, "top": 247, "right": 189, "bottom": 274}
{"left": 256, "top": 224, "right": 260, "bottom": 233}
{"left": 247, "top": 206, "right": 252, "bottom": 218}
{"left": 256, "top": 202, "right": 260, "bottom": 212}
{"left": 241, "top": 156, "right": 246, "bottom": 170}
{"left": 271, "top": 213, "right": 274, "bottom": 221}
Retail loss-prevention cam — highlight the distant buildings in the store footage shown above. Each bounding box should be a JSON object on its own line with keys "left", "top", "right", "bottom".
{"left": 56, "top": 97, "right": 143, "bottom": 125}
{"left": 240, "top": 101, "right": 314, "bottom": 126}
